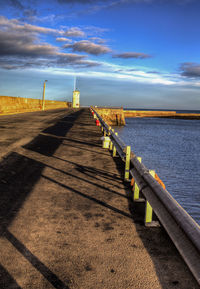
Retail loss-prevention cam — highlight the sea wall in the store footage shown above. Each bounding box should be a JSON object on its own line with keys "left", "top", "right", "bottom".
{"left": 94, "top": 107, "right": 126, "bottom": 126}
{"left": 0, "top": 96, "right": 70, "bottom": 115}
{"left": 124, "top": 110, "right": 177, "bottom": 118}
{"left": 163, "top": 113, "right": 200, "bottom": 120}
{"left": 124, "top": 110, "right": 200, "bottom": 119}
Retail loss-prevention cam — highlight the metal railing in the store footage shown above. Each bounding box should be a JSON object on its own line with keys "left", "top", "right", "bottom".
{"left": 91, "top": 107, "right": 200, "bottom": 285}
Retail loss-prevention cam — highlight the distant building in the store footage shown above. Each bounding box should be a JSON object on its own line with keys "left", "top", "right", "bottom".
{"left": 72, "top": 76, "right": 80, "bottom": 108}
{"left": 72, "top": 90, "right": 80, "bottom": 108}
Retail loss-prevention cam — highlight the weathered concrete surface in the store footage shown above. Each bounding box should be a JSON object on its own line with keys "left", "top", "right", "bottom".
{"left": 0, "top": 96, "right": 70, "bottom": 115}
{"left": 0, "top": 108, "right": 198, "bottom": 289}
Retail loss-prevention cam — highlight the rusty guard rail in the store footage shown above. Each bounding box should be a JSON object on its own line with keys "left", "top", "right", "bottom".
{"left": 91, "top": 107, "right": 200, "bottom": 285}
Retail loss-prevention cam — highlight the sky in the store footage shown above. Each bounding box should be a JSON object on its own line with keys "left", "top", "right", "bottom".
{"left": 0, "top": 0, "right": 200, "bottom": 109}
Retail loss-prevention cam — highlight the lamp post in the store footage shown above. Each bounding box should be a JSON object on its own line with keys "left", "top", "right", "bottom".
{"left": 42, "top": 80, "right": 48, "bottom": 111}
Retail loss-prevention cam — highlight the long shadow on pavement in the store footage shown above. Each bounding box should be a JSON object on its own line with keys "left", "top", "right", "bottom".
{"left": 20, "top": 156, "right": 127, "bottom": 198}
{"left": 0, "top": 263, "right": 22, "bottom": 289}
{"left": 3, "top": 230, "right": 69, "bottom": 289}
{"left": 0, "top": 109, "right": 83, "bottom": 234}
{"left": 0, "top": 109, "right": 84, "bottom": 289}
{"left": 42, "top": 174, "right": 133, "bottom": 219}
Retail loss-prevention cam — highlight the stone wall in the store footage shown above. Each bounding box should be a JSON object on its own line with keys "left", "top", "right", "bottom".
{"left": 94, "top": 107, "right": 126, "bottom": 126}
{"left": 0, "top": 96, "right": 70, "bottom": 115}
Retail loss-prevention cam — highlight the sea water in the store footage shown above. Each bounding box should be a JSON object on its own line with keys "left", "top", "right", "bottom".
{"left": 115, "top": 117, "right": 200, "bottom": 225}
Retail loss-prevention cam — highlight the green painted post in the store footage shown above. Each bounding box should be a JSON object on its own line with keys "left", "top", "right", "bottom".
{"left": 145, "top": 170, "right": 155, "bottom": 225}
{"left": 109, "top": 129, "right": 114, "bottom": 151}
{"left": 108, "top": 126, "right": 111, "bottom": 136}
{"left": 109, "top": 140, "right": 113, "bottom": 151}
{"left": 133, "top": 157, "right": 142, "bottom": 200}
{"left": 124, "top": 145, "right": 131, "bottom": 181}
{"left": 113, "top": 132, "right": 118, "bottom": 157}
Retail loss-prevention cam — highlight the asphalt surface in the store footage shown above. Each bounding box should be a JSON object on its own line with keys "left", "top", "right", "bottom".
{"left": 0, "top": 108, "right": 198, "bottom": 289}
{"left": 0, "top": 109, "right": 73, "bottom": 160}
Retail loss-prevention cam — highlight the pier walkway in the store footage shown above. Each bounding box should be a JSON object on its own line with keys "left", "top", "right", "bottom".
{"left": 0, "top": 108, "right": 198, "bottom": 289}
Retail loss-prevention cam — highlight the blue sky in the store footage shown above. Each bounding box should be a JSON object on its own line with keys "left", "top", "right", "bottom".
{"left": 0, "top": 0, "right": 200, "bottom": 109}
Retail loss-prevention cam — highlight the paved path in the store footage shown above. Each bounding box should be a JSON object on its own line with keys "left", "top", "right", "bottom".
{"left": 0, "top": 108, "right": 73, "bottom": 160}
{"left": 0, "top": 109, "right": 198, "bottom": 289}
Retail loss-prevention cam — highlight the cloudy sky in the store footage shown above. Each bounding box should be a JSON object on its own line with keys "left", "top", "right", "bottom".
{"left": 0, "top": 0, "right": 200, "bottom": 109}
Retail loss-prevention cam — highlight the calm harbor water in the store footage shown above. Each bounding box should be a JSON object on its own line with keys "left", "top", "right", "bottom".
{"left": 115, "top": 117, "right": 200, "bottom": 225}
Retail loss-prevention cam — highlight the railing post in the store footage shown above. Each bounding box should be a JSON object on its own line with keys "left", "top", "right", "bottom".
{"left": 102, "top": 137, "right": 110, "bottom": 149}
{"left": 108, "top": 126, "right": 111, "bottom": 136}
{"left": 133, "top": 157, "right": 142, "bottom": 200}
{"left": 109, "top": 129, "right": 114, "bottom": 151}
{"left": 109, "top": 140, "right": 113, "bottom": 151}
{"left": 145, "top": 170, "right": 155, "bottom": 226}
{"left": 113, "top": 132, "right": 118, "bottom": 157}
{"left": 124, "top": 145, "right": 131, "bottom": 181}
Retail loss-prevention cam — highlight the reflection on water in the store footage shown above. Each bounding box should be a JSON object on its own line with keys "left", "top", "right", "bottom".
{"left": 115, "top": 117, "right": 200, "bottom": 225}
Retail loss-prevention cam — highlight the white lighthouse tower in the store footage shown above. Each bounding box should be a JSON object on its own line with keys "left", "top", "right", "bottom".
{"left": 72, "top": 76, "right": 80, "bottom": 108}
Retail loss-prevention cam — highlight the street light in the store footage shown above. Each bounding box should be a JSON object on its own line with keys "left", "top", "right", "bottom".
{"left": 42, "top": 80, "right": 48, "bottom": 111}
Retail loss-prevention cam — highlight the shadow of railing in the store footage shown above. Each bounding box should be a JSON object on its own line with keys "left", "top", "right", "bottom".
{"left": 0, "top": 263, "right": 22, "bottom": 289}
{"left": 0, "top": 109, "right": 84, "bottom": 234}
{"left": 42, "top": 174, "right": 132, "bottom": 219}
{"left": 2, "top": 230, "right": 69, "bottom": 289}
{"left": 0, "top": 109, "right": 85, "bottom": 288}
{"left": 15, "top": 155, "right": 127, "bottom": 198}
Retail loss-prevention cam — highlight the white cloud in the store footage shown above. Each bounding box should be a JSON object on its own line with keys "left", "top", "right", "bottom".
{"left": 32, "top": 60, "right": 180, "bottom": 86}
{"left": 0, "top": 16, "right": 61, "bottom": 35}
{"left": 56, "top": 37, "right": 72, "bottom": 42}
{"left": 0, "top": 16, "right": 86, "bottom": 38}
{"left": 0, "top": 17, "right": 101, "bottom": 69}
{"left": 64, "top": 27, "right": 85, "bottom": 37}
{"left": 89, "top": 37, "right": 106, "bottom": 44}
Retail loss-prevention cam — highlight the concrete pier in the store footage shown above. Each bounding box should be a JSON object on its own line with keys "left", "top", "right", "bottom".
{"left": 0, "top": 108, "right": 198, "bottom": 289}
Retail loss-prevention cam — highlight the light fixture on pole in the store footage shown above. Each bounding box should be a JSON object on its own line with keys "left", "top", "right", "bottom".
{"left": 42, "top": 80, "right": 48, "bottom": 111}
